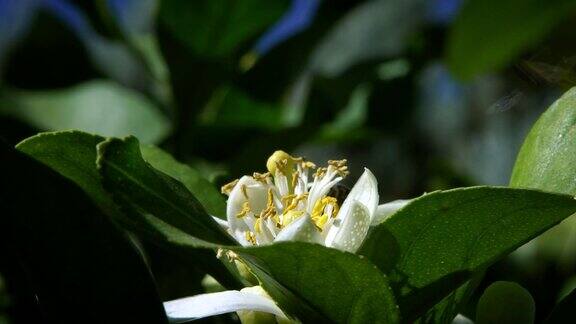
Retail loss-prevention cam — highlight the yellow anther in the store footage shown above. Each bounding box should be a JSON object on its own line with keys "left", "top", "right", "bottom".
{"left": 281, "top": 193, "right": 308, "bottom": 213}
{"left": 314, "top": 214, "right": 329, "bottom": 228}
{"left": 311, "top": 196, "right": 340, "bottom": 230}
{"left": 281, "top": 194, "right": 297, "bottom": 209}
{"left": 291, "top": 171, "right": 300, "bottom": 190}
{"left": 314, "top": 167, "right": 327, "bottom": 178}
{"left": 221, "top": 178, "right": 239, "bottom": 195}
{"left": 328, "top": 159, "right": 349, "bottom": 176}
{"left": 245, "top": 231, "right": 257, "bottom": 245}
{"left": 254, "top": 218, "right": 262, "bottom": 234}
{"left": 280, "top": 210, "right": 304, "bottom": 227}
{"left": 236, "top": 201, "right": 251, "bottom": 218}
{"left": 301, "top": 160, "right": 316, "bottom": 169}
{"left": 253, "top": 172, "right": 270, "bottom": 183}
{"left": 259, "top": 189, "right": 277, "bottom": 219}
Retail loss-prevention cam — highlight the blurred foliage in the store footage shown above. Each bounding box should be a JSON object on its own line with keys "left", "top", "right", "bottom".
{"left": 2, "top": 0, "right": 576, "bottom": 322}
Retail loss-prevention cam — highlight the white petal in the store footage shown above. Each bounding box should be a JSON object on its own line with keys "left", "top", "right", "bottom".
{"left": 211, "top": 216, "right": 229, "bottom": 230}
{"left": 226, "top": 176, "right": 268, "bottom": 234}
{"left": 164, "top": 290, "right": 285, "bottom": 322}
{"left": 325, "top": 200, "right": 371, "bottom": 252}
{"left": 331, "top": 168, "right": 378, "bottom": 228}
{"left": 370, "top": 199, "right": 410, "bottom": 225}
{"left": 255, "top": 219, "right": 275, "bottom": 245}
{"left": 452, "top": 314, "right": 474, "bottom": 324}
{"left": 274, "top": 214, "right": 322, "bottom": 244}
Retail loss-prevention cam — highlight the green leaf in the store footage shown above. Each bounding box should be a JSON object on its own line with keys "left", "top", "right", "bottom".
{"left": 96, "top": 136, "right": 234, "bottom": 246}
{"left": 1, "top": 80, "right": 170, "bottom": 144}
{"left": 200, "top": 86, "right": 283, "bottom": 130}
{"left": 422, "top": 271, "right": 484, "bottom": 324}
{"left": 359, "top": 186, "right": 576, "bottom": 320}
{"left": 15, "top": 131, "right": 117, "bottom": 216}
{"left": 310, "top": 0, "right": 424, "bottom": 77}
{"left": 236, "top": 242, "right": 401, "bottom": 323}
{"left": 160, "top": 0, "right": 288, "bottom": 57}
{"left": 16, "top": 131, "right": 242, "bottom": 289}
{"left": 511, "top": 86, "right": 576, "bottom": 195}
{"left": 447, "top": 0, "right": 576, "bottom": 80}
{"left": 2, "top": 141, "right": 168, "bottom": 323}
{"left": 141, "top": 145, "right": 226, "bottom": 218}
{"left": 545, "top": 287, "right": 576, "bottom": 323}
{"left": 476, "top": 281, "right": 535, "bottom": 324}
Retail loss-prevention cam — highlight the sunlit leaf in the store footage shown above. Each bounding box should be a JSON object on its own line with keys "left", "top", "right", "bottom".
{"left": 141, "top": 145, "right": 227, "bottom": 218}
{"left": 360, "top": 186, "right": 576, "bottom": 320}
{"left": 511, "top": 86, "right": 576, "bottom": 196}
{"left": 96, "top": 136, "right": 234, "bottom": 246}
{"left": 1, "top": 80, "right": 170, "bottom": 144}
{"left": 236, "top": 242, "right": 401, "bottom": 323}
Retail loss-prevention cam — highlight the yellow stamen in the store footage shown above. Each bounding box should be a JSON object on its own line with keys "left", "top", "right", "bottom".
{"left": 301, "top": 160, "right": 316, "bottom": 169}
{"left": 253, "top": 172, "right": 270, "bottom": 183}
{"left": 291, "top": 171, "right": 300, "bottom": 189}
{"left": 245, "top": 231, "right": 257, "bottom": 245}
{"left": 254, "top": 218, "right": 262, "bottom": 234}
{"left": 259, "top": 189, "right": 277, "bottom": 219}
{"left": 236, "top": 201, "right": 251, "bottom": 218}
{"left": 328, "top": 159, "right": 349, "bottom": 176}
{"left": 221, "top": 178, "right": 239, "bottom": 195}
{"left": 314, "top": 167, "right": 327, "bottom": 178}
{"left": 311, "top": 196, "right": 340, "bottom": 230}
{"left": 280, "top": 210, "right": 304, "bottom": 227}
{"left": 281, "top": 194, "right": 297, "bottom": 209}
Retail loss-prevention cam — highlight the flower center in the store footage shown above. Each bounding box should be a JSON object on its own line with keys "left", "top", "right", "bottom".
{"left": 222, "top": 150, "right": 349, "bottom": 245}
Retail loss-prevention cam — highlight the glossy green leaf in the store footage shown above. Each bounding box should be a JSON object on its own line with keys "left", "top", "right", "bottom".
{"left": 476, "top": 281, "right": 535, "bottom": 324}
{"left": 2, "top": 141, "right": 168, "bottom": 323}
{"left": 236, "top": 242, "right": 401, "bottom": 324}
{"left": 15, "top": 131, "right": 117, "bottom": 216}
{"left": 545, "top": 287, "right": 576, "bottom": 323}
{"left": 160, "top": 0, "right": 287, "bottom": 57}
{"left": 96, "top": 136, "right": 234, "bottom": 246}
{"left": 511, "top": 86, "right": 576, "bottom": 195}
{"left": 16, "top": 131, "right": 242, "bottom": 289}
{"left": 359, "top": 186, "right": 576, "bottom": 320}
{"left": 141, "top": 145, "right": 226, "bottom": 218}
{"left": 1, "top": 80, "right": 170, "bottom": 144}
{"left": 447, "top": 0, "right": 576, "bottom": 80}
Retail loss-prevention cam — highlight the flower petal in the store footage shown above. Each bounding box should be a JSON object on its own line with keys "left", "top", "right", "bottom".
{"left": 325, "top": 200, "right": 370, "bottom": 252}
{"left": 332, "top": 168, "right": 378, "bottom": 228}
{"left": 211, "top": 216, "right": 229, "bottom": 230}
{"left": 274, "top": 214, "right": 322, "bottom": 244}
{"left": 452, "top": 314, "right": 473, "bottom": 324}
{"left": 164, "top": 290, "right": 285, "bottom": 322}
{"left": 226, "top": 176, "right": 268, "bottom": 237}
{"left": 370, "top": 199, "right": 410, "bottom": 225}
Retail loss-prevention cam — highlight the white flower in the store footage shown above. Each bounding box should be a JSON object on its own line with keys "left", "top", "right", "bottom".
{"left": 217, "top": 150, "right": 408, "bottom": 252}
{"left": 163, "top": 151, "right": 410, "bottom": 323}
{"left": 165, "top": 285, "right": 291, "bottom": 323}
